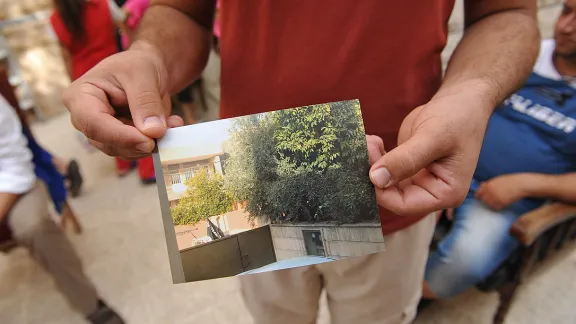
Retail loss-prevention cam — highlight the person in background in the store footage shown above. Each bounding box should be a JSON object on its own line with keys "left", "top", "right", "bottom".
{"left": 0, "top": 59, "right": 83, "bottom": 233}
{"left": 51, "top": 0, "right": 155, "bottom": 183}
{"left": 424, "top": 1, "right": 576, "bottom": 300}
{"left": 213, "top": 0, "right": 220, "bottom": 53}
{"left": 0, "top": 53, "right": 83, "bottom": 198}
{"left": 113, "top": 0, "right": 128, "bottom": 51}
{"left": 62, "top": 0, "right": 540, "bottom": 323}
{"left": 0, "top": 94, "right": 125, "bottom": 324}
{"left": 50, "top": 0, "right": 125, "bottom": 81}
{"left": 120, "top": 0, "right": 148, "bottom": 50}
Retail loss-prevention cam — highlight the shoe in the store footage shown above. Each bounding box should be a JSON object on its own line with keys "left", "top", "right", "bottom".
{"left": 141, "top": 177, "right": 156, "bottom": 185}
{"left": 67, "top": 159, "right": 83, "bottom": 197}
{"left": 417, "top": 298, "right": 434, "bottom": 312}
{"left": 87, "top": 300, "right": 125, "bottom": 324}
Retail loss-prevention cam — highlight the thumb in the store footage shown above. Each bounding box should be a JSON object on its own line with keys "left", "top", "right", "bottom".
{"left": 123, "top": 75, "right": 168, "bottom": 139}
{"left": 369, "top": 134, "right": 445, "bottom": 188}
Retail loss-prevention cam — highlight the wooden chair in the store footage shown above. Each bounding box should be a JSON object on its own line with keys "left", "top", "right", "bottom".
{"left": 431, "top": 202, "right": 576, "bottom": 324}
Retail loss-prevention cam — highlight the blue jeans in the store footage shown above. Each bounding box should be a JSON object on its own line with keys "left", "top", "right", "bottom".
{"left": 425, "top": 196, "right": 522, "bottom": 298}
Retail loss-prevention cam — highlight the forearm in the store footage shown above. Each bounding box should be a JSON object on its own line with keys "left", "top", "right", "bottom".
{"left": 524, "top": 173, "right": 576, "bottom": 203}
{"left": 436, "top": 7, "right": 540, "bottom": 113}
{"left": 0, "top": 192, "right": 19, "bottom": 221}
{"left": 131, "top": 1, "right": 214, "bottom": 94}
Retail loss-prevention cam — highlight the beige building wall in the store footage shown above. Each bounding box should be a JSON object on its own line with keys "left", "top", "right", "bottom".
{"left": 271, "top": 223, "right": 385, "bottom": 261}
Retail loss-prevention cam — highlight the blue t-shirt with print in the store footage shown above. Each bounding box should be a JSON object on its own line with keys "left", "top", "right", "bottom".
{"left": 472, "top": 72, "right": 576, "bottom": 214}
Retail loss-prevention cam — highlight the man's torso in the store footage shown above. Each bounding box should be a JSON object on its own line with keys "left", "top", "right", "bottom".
{"left": 218, "top": 0, "right": 456, "bottom": 234}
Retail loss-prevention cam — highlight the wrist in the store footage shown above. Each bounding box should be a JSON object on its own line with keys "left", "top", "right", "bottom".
{"left": 128, "top": 40, "right": 171, "bottom": 92}
{"left": 129, "top": 40, "right": 164, "bottom": 61}
{"left": 433, "top": 78, "right": 499, "bottom": 118}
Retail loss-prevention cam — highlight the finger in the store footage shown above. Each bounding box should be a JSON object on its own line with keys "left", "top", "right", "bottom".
{"left": 89, "top": 140, "right": 149, "bottom": 160}
{"left": 366, "top": 135, "right": 385, "bottom": 165}
{"left": 374, "top": 170, "right": 457, "bottom": 216}
{"left": 121, "top": 72, "right": 168, "bottom": 139}
{"left": 366, "top": 135, "right": 385, "bottom": 154}
{"left": 167, "top": 115, "right": 184, "bottom": 128}
{"left": 446, "top": 208, "right": 454, "bottom": 221}
{"left": 64, "top": 84, "right": 155, "bottom": 155}
{"left": 374, "top": 184, "right": 443, "bottom": 216}
{"left": 369, "top": 134, "right": 447, "bottom": 189}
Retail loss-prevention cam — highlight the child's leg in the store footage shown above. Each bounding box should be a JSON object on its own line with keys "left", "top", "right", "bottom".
{"left": 115, "top": 157, "right": 133, "bottom": 177}
{"left": 61, "top": 201, "right": 82, "bottom": 234}
{"left": 137, "top": 156, "right": 155, "bottom": 184}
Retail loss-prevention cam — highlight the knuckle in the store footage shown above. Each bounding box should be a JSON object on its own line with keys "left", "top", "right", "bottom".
{"left": 100, "top": 144, "right": 117, "bottom": 157}
{"left": 134, "top": 91, "right": 161, "bottom": 110}
{"left": 396, "top": 152, "right": 418, "bottom": 179}
{"left": 79, "top": 116, "right": 99, "bottom": 140}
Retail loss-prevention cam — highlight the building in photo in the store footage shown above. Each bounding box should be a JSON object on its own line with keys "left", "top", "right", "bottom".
{"left": 160, "top": 143, "right": 227, "bottom": 208}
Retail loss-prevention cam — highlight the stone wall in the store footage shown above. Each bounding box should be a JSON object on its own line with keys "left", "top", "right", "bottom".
{"left": 270, "top": 223, "right": 385, "bottom": 261}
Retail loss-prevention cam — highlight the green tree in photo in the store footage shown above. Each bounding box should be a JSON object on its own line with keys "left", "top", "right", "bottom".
{"left": 224, "top": 100, "right": 378, "bottom": 224}
{"left": 171, "top": 168, "right": 234, "bottom": 226}
{"left": 223, "top": 113, "right": 278, "bottom": 222}
{"left": 273, "top": 101, "right": 367, "bottom": 174}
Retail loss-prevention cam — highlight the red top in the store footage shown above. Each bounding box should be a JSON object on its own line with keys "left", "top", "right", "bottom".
{"left": 220, "top": 0, "right": 455, "bottom": 234}
{"left": 50, "top": 0, "right": 117, "bottom": 81}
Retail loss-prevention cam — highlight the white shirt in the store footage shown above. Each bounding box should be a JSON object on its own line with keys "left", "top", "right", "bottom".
{"left": 0, "top": 94, "right": 35, "bottom": 194}
{"left": 533, "top": 39, "right": 576, "bottom": 87}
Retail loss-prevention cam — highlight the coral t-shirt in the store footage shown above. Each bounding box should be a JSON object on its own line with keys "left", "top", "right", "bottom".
{"left": 50, "top": 0, "right": 117, "bottom": 80}
{"left": 219, "top": 0, "right": 456, "bottom": 234}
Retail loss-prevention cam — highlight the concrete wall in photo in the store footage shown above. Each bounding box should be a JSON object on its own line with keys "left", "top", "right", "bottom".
{"left": 179, "top": 225, "right": 276, "bottom": 282}
{"left": 270, "top": 223, "right": 385, "bottom": 261}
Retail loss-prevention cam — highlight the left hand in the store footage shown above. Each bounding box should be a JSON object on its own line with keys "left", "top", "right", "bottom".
{"left": 475, "top": 174, "right": 532, "bottom": 210}
{"left": 368, "top": 93, "right": 491, "bottom": 216}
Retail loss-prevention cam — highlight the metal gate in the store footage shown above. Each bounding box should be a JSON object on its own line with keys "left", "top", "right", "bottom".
{"left": 179, "top": 225, "right": 277, "bottom": 282}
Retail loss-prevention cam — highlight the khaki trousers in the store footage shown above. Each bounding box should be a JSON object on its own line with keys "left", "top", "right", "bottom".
{"left": 7, "top": 182, "right": 99, "bottom": 315}
{"left": 240, "top": 214, "right": 435, "bottom": 324}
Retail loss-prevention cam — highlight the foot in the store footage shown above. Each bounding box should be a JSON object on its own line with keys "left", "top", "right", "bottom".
{"left": 67, "top": 159, "right": 83, "bottom": 197}
{"left": 417, "top": 298, "right": 435, "bottom": 312}
{"left": 141, "top": 177, "right": 156, "bottom": 185}
{"left": 117, "top": 161, "right": 137, "bottom": 177}
{"left": 87, "top": 300, "right": 125, "bottom": 324}
{"left": 117, "top": 169, "right": 132, "bottom": 178}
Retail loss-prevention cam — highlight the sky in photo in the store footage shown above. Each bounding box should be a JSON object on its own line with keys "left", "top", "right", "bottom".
{"left": 159, "top": 118, "right": 233, "bottom": 150}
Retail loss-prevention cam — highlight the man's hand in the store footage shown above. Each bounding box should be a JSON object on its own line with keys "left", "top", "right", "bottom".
{"left": 63, "top": 42, "right": 184, "bottom": 159}
{"left": 475, "top": 173, "right": 535, "bottom": 210}
{"left": 368, "top": 91, "right": 491, "bottom": 216}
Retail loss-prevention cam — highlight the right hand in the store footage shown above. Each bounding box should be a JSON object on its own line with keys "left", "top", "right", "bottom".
{"left": 63, "top": 43, "right": 183, "bottom": 159}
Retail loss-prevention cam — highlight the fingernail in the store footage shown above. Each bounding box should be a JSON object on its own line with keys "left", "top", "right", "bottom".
{"left": 143, "top": 116, "right": 165, "bottom": 130}
{"left": 136, "top": 142, "right": 153, "bottom": 153}
{"left": 370, "top": 168, "right": 391, "bottom": 188}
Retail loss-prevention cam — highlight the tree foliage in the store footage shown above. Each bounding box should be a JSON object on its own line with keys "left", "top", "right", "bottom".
{"left": 224, "top": 100, "right": 378, "bottom": 224}
{"left": 171, "top": 168, "right": 234, "bottom": 225}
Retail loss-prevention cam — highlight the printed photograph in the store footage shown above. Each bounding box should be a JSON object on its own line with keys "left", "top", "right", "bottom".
{"left": 154, "top": 100, "right": 385, "bottom": 283}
